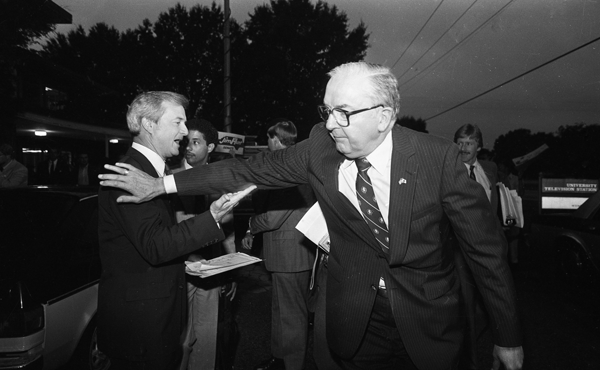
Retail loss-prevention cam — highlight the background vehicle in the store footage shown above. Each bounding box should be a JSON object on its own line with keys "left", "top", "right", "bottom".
{"left": 0, "top": 187, "right": 109, "bottom": 370}
{"left": 528, "top": 188, "right": 600, "bottom": 286}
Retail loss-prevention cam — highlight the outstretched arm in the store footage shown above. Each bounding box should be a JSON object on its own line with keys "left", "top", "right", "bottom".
{"left": 99, "top": 163, "right": 166, "bottom": 203}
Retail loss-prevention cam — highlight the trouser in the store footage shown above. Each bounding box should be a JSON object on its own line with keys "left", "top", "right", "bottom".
{"left": 180, "top": 279, "right": 220, "bottom": 370}
{"left": 271, "top": 270, "right": 312, "bottom": 370}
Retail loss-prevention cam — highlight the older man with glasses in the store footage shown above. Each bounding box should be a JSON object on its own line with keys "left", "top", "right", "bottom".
{"left": 100, "top": 62, "right": 524, "bottom": 370}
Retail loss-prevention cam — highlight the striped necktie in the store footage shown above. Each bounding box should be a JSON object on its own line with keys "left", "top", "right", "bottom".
{"left": 355, "top": 158, "right": 389, "bottom": 254}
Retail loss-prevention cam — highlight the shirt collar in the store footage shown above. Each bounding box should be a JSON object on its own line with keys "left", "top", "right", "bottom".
{"left": 132, "top": 142, "right": 166, "bottom": 177}
{"left": 340, "top": 131, "right": 393, "bottom": 173}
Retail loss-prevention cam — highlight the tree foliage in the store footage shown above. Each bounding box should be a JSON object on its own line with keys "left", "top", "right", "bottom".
{"left": 236, "top": 0, "right": 368, "bottom": 139}
{"left": 492, "top": 124, "right": 600, "bottom": 179}
{"left": 40, "top": 0, "right": 368, "bottom": 139}
{"left": 0, "top": 0, "right": 56, "bottom": 49}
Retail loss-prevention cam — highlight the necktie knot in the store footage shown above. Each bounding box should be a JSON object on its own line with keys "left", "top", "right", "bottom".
{"left": 356, "top": 157, "right": 372, "bottom": 172}
{"left": 469, "top": 165, "right": 477, "bottom": 181}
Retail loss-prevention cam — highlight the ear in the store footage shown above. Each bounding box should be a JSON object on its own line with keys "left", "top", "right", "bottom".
{"left": 141, "top": 117, "right": 154, "bottom": 134}
{"left": 377, "top": 107, "right": 395, "bottom": 133}
{"left": 207, "top": 143, "right": 216, "bottom": 154}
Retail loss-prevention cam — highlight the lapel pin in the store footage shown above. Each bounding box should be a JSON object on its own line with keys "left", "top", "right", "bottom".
{"left": 399, "top": 178, "right": 407, "bottom": 185}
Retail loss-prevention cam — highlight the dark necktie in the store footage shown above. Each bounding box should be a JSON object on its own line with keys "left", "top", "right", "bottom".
{"left": 469, "top": 165, "right": 477, "bottom": 181}
{"left": 355, "top": 158, "right": 389, "bottom": 254}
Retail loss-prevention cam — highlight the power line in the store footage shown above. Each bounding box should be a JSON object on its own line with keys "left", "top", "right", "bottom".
{"left": 397, "top": 0, "right": 479, "bottom": 81}
{"left": 399, "top": 0, "right": 516, "bottom": 90}
{"left": 424, "top": 35, "right": 600, "bottom": 121}
{"left": 390, "top": 0, "right": 446, "bottom": 70}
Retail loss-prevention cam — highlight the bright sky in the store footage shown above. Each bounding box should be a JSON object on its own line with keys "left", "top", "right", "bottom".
{"left": 52, "top": 0, "right": 600, "bottom": 149}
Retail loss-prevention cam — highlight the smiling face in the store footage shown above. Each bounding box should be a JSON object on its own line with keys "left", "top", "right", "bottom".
{"left": 323, "top": 74, "right": 392, "bottom": 159}
{"left": 149, "top": 101, "right": 188, "bottom": 160}
{"left": 456, "top": 136, "right": 480, "bottom": 165}
{"left": 185, "top": 130, "right": 214, "bottom": 167}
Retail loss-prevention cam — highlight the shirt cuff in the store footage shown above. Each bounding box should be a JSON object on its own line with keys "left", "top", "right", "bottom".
{"left": 163, "top": 174, "right": 177, "bottom": 194}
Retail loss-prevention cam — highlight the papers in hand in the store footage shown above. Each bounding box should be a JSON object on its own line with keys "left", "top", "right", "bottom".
{"left": 498, "top": 183, "right": 524, "bottom": 228}
{"left": 295, "top": 202, "right": 330, "bottom": 253}
{"left": 185, "top": 252, "right": 261, "bottom": 278}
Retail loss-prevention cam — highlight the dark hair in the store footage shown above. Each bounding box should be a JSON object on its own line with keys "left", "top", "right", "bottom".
{"left": 267, "top": 118, "right": 297, "bottom": 147}
{"left": 453, "top": 124, "right": 483, "bottom": 149}
{"left": 0, "top": 143, "right": 14, "bottom": 157}
{"left": 126, "top": 91, "right": 189, "bottom": 136}
{"left": 186, "top": 118, "right": 219, "bottom": 147}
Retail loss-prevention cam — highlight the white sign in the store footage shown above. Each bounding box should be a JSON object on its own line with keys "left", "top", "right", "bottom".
{"left": 216, "top": 132, "right": 245, "bottom": 156}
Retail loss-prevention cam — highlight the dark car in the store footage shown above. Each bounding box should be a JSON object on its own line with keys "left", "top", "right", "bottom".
{"left": 528, "top": 189, "right": 600, "bottom": 286}
{"left": 0, "top": 187, "right": 109, "bottom": 370}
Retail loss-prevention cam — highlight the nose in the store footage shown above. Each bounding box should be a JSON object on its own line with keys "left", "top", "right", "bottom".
{"left": 324, "top": 114, "right": 339, "bottom": 130}
{"left": 180, "top": 124, "right": 189, "bottom": 136}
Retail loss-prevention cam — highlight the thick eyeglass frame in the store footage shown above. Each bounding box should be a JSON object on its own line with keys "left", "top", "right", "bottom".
{"left": 317, "top": 104, "right": 384, "bottom": 127}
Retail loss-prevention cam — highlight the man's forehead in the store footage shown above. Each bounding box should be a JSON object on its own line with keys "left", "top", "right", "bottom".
{"left": 457, "top": 136, "right": 477, "bottom": 142}
{"left": 325, "top": 74, "right": 370, "bottom": 105}
{"left": 187, "top": 130, "right": 204, "bottom": 140}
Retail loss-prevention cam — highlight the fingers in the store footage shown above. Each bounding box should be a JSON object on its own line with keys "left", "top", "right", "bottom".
{"left": 116, "top": 195, "right": 142, "bottom": 204}
{"left": 104, "top": 162, "right": 135, "bottom": 174}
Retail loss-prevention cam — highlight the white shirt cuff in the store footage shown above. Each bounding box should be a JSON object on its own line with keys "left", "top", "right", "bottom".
{"left": 163, "top": 174, "right": 177, "bottom": 194}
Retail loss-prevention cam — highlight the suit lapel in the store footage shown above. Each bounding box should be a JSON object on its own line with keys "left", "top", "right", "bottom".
{"left": 320, "top": 143, "right": 383, "bottom": 251}
{"left": 127, "top": 148, "right": 174, "bottom": 222}
{"left": 388, "top": 127, "right": 418, "bottom": 263}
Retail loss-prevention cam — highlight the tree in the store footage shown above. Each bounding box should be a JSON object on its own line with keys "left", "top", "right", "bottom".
{"left": 236, "top": 0, "right": 369, "bottom": 139}
{"left": 41, "top": 3, "right": 244, "bottom": 129}
{"left": 396, "top": 115, "right": 428, "bottom": 133}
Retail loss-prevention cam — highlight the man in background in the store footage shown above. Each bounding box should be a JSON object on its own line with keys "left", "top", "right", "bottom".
{"left": 175, "top": 118, "right": 238, "bottom": 370}
{"left": 453, "top": 123, "right": 499, "bottom": 370}
{"left": 72, "top": 152, "right": 99, "bottom": 187}
{"left": 0, "top": 143, "right": 28, "bottom": 188}
{"left": 97, "top": 91, "right": 241, "bottom": 369}
{"left": 241, "top": 119, "right": 316, "bottom": 370}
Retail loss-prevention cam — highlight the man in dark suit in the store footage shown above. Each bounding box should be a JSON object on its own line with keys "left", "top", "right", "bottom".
{"left": 100, "top": 63, "right": 524, "bottom": 370}
{"left": 71, "top": 152, "right": 100, "bottom": 187}
{"left": 36, "top": 146, "right": 70, "bottom": 185}
{"left": 240, "top": 119, "right": 316, "bottom": 370}
{"left": 97, "top": 91, "right": 243, "bottom": 370}
{"left": 453, "top": 123, "right": 499, "bottom": 369}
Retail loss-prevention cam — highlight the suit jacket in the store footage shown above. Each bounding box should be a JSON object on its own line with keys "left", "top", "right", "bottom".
{"left": 250, "top": 185, "right": 317, "bottom": 273}
{"left": 71, "top": 164, "right": 100, "bottom": 187}
{"left": 97, "top": 147, "right": 225, "bottom": 362}
{"left": 479, "top": 159, "right": 499, "bottom": 213}
{"left": 173, "top": 124, "right": 521, "bottom": 369}
{"left": 36, "top": 158, "right": 70, "bottom": 185}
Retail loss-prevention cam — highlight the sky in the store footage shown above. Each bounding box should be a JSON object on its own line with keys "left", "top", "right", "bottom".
{"left": 51, "top": 0, "right": 600, "bottom": 149}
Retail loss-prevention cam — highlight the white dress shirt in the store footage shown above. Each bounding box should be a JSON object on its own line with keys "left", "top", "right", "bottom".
{"left": 464, "top": 160, "right": 491, "bottom": 202}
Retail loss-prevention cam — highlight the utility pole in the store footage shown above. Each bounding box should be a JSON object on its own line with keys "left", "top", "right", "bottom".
{"left": 223, "top": 0, "right": 232, "bottom": 132}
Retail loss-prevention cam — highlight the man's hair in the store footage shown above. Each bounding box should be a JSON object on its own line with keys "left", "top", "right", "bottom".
{"left": 186, "top": 118, "right": 219, "bottom": 147}
{"left": 267, "top": 118, "right": 297, "bottom": 147}
{"left": 453, "top": 124, "right": 483, "bottom": 148}
{"left": 0, "top": 143, "right": 14, "bottom": 158}
{"left": 328, "top": 62, "right": 401, "bottom": 121}
{"left": 126, "top": 91, "right": 189, "bottom": 136}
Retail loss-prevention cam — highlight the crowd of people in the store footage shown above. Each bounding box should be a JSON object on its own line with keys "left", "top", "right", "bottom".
{"left": 95, "top": 61, "right": 524, "bottom": 370}
{"left": 2, "top": 61, "right": 524, "bottom": 370}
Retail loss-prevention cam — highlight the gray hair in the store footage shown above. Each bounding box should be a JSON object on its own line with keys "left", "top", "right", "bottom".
{"left": 126, "top": 91, "right": 189, "bottom": 136}
{"left": 328, "top": 62, "right": 400, "bottom": 120}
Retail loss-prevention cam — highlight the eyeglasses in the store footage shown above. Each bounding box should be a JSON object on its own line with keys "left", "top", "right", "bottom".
{"left": 317, "top": 104, "right": 384, "bottom": 127}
